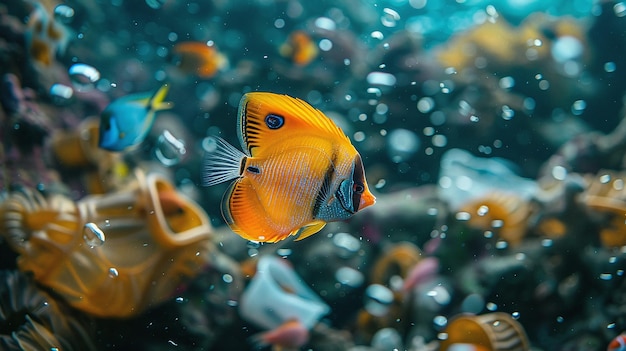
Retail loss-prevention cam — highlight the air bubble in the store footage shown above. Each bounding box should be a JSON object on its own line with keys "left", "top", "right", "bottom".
{"left": 417, "top": 97, "right": 435, "bottom": 113}
{"left": 371, "top": 31, "right": 384, "bottom": 40}
{"left": 155, "top": 130, "right": 187, "bottom": 166}
{"left": 335, "top": 266, "right": 365, "bottom": 288}
{"left": 108, "top": 267, "right": 119, "bottom": 278}
{"left": 222, "top": 274, "right": 234, "bottom": 283}
{"left": 381, "top": 8, "right": 401, "bottom": 28}
{"left": 83, "top": 222, "right": 106, "bottom": 248}
{"left": 69, "top": 64, "right": 101, "bottom": 91}
{"left": 367, "top": 72, "right": 397, "bottom": 87}
{"left": 501, "top": 105, "right": 514, "bottom": 120}
{"left": 365, "top": 284, "right": 394, "bottom": 316}
{"left": 145, "top": 0, "right": 165, "bottom": 8}
{"left": 614, "top": 2, "right": 626, "bottom": 17}
{"left": 319, "top": 39, "right": 333, "bottom": 51}
{"left": 499, "top": 76, "right": 515, "bottom": 89}
{"left": 53, "top": 4, "right": 75, "bottom": 23}
{"left": 571, "top": 100, "right": 586, "bottom": 115}
{"left": 604, "top": 62, "right": 617, "bottom": 72}
{"left": 50, "top": 83, "right": 74, "bottom": 105}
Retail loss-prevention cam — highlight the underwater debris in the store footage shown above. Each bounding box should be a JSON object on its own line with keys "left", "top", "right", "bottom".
{"left": 581, "top": 170, "right": 626, "bottom": 248}
{"left": 0, "top": 170, "right": 213, "bottom": 317}
{"left": 239, "top": 256, "right": 330, "bottom": 331}
{"left": 439, "top": 148, "right": 538, "bottom": 211}
{"left": 440, "top": 312, "right": 530, "bottom": 351}
{"left": 0, "top": 270, "right": 96, "bottom": 351}
{"left": 458, "top": 191, "right": 534, "bottom": 247}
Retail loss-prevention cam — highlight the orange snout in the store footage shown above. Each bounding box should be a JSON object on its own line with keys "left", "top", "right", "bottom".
{"left": 359, "top": 189, "right": 376, "bottom": 211}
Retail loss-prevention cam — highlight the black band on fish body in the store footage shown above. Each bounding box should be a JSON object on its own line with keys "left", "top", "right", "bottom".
{"left": 265, "top": 114, "right": 284, "bottom": 129}
{"left": 239, "top": 156, "right": 248, "bottom": 175}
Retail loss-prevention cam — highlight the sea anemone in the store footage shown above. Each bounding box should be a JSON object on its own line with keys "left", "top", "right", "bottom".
{"left": 0, "top": 270, "right": 96, "bottom": 350}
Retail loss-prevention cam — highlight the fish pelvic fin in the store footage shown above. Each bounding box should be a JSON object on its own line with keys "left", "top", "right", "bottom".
{"left": 293, "top": 220, "right": 326, "bottom": 241}
{"left": 202, "top": 136, "right": 247, "bottom": 186}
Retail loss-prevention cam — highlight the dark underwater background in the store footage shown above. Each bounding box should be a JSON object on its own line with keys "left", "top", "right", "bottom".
{"left": 1, "top": 0, "right": 626, "bottom": 350}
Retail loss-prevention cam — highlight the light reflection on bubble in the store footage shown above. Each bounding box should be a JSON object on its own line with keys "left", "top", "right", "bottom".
{"left": 432, "top": 134, "right": 447, "bottom": 147}
{"left": 314, "top": 17, "right": 336, "bottom": 30}
{"left": 364, "top": 284, "right": 394, "bottom": 317}
{"left": 108, "top": 267, "right": 119, "bottom": 278}
{"left": 499, "top": 76, "right": 515, "bottom": 89}
{"left": 605, "top": 61, "right": 617, "bottom": 72}
{"left": 387, "top": 128, "right": 420, "bottom": 162}
{"left": 409, "top": 0, "right": 427, "bottom": 9}
{"left": 335, "top": 266, "right": 364, "bottom": 288}
{"left": 381, "top": 8, "right": 401, "bottom": 28}
{"left": 53, "top": 4, "right": 75, "bottom": 23}
{"left": 274, "top": 18, "right": 285, "bottom": 29}
{"left": 614, "top": 2, "right": 626, "bottom": 17}
{"left": 50, "top": 83, "right": 74, "bottom": 104}
{"left": 155, "top": 130, "right": 186, "bottom": 167}
{"left": 417, "top": 97, "right": 435, "bottom": 113}
{"left": 571, "top": 99, "right": 586, "bottom": 115}
{"left": 276, "top": 248, "right": 292, "bottom": 257}
{"left": 83, "top": 222, "right": 106, "bottom": 248}
{"left": 353, "top": 131, "right": 365, "bottom": 142}
{"left": 433, "top": 315, "right": 447, "bottom": 328}
{"left": 501, "top": 105, "right": 514, "bottom": 120}
{"left": 333, "top": 232, "right": 361, "bottom": 258}
{"left": 367, "top": 72, "right": 397, "bottom": 86}
{"left": 145, "top": 0, "right": 165, "bottom": 9}
{"left": 319, "top": 39, "right": 333, "bottom": 51}
{"left": 371, "top": 31, "right": 385, "bottom": 40}
{"left": 69, "top": 63, "right": 101, "bottom": 91}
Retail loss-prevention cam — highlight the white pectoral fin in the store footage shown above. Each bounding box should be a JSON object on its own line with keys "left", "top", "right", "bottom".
{"left": 202, "top": 136, "right": 247, "bottom": 186}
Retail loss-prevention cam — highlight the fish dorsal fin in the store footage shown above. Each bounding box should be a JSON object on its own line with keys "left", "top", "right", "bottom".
{"left": 293, "top": 220, "right": 326, "bottom": 241}
{"left": 237, "top": 92, "right": 350, "bottom": 156}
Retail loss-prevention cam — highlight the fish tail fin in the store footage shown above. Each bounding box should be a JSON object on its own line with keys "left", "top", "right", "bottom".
{"left": 149, "top": 83, "right": 173, "bottom": 111}
{"left": 202, "top": 136, "right": 246, "bottom": 186}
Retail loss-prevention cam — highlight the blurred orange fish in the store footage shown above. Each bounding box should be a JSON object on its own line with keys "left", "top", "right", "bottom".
{"left": 171, "top": 41, "right": 227, "bottom": 78}
{"left": 279, "top": 31, "right": 318, "bottom": 66}
{"left": 608, "top": 333, "right": 626, "bottom": 351}
{"left": 25, "top": 0, "right": 71, "bottom": 66}
{"left": 203, "top": 92, "right": 375, "bottom": 243}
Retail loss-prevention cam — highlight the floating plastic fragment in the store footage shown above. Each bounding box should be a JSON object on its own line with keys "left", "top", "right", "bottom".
{"left": 0, "top": 171, "right": 214, "bottom": 317}
{"left": 438, "top": 149, "right": 538, "bottom": 210}
{"left": 239, "top": 256, "right": 330, "bottom": 330}
{"left": 440, "top": 312, "right": 529, "bottom": 351}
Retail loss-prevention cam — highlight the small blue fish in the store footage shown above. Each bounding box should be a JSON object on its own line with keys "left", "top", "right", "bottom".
{"left": 98, "top": 84, "right": 172, "bottom": 151}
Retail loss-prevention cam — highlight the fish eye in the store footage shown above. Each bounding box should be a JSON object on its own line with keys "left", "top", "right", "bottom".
{"left": 265, "top": 114, "right": 284, "bottom": 129}
{"left": 353, "top": 182, "right": 364, "bottom": 194}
